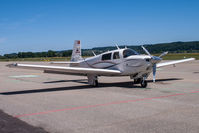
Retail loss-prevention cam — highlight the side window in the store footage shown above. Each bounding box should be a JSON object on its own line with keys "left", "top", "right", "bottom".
{"left": 113, "top": 52, "right": 120, "bottom": 59}
{"left": 102, "top": 53, "right": 112, "bottom": 60}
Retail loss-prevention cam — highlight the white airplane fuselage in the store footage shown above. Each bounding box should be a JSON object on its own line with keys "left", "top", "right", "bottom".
{"left": 71, "top": 48, "right": 160, "bottom": 79}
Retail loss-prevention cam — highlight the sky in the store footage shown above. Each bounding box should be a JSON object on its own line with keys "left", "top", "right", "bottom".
{"left": 0, "top": 0, "right": 199, "bottom": 54}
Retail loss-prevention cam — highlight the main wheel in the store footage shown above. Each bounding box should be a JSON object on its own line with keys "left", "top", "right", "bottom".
{"left": 93, "top": 80, "right": 98, "bottom": 87}
{"left": 140, "top": 80, "right": 147, "bottom": 88}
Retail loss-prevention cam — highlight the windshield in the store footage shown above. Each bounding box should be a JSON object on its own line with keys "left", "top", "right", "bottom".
{"left": 123, "top": 49, "right": 139, "bottom": 58}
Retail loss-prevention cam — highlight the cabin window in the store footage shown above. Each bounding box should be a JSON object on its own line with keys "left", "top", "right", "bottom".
{"left": 123, "top": 49, "right": 139, "bottom": 58}
{"left": 113, "top": 52, "right": 120, "bottom": 59}
{"left": 102, "top": 53, "right": 112, "bottom": 60}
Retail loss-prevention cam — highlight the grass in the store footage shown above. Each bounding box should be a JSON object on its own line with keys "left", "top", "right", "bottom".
{"left": 0, "top": 53, "right": 198, "bottom": 62}
{"left": 0, "top": 57, "right": 71, "bottom": 62}
{"left": 155, "top": 53, "right": 199, "bottom": 60}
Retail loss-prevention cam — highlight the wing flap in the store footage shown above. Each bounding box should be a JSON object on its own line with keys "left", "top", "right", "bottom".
{"left": 157, "top": 58, "right": 195, "bottom": 68}
{"left": 8, "top": 63, "right": 121, "bottom": 76}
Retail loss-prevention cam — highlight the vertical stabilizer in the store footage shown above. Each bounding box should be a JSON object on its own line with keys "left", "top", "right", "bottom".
{"left": 71, "top": 40, "right": 82, "bottom": 61}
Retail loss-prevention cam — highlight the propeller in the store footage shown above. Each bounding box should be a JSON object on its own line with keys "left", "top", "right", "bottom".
{"left": 141, "top": 46, "right": 163, "bottom": 82}
{"left": 152, "top": 64, "right": 156, "bottom": 82}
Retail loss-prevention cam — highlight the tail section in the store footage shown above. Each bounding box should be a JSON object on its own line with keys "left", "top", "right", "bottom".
{"left": 71, "top": 40, "right": 82, "bottom": 61}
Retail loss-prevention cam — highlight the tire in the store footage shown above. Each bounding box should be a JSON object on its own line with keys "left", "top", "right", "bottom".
{"left": 140, "top": 80, "right": 147, "bottom": 88}
{"left": 93, "top": 80, "right": 98, "bottom": 87}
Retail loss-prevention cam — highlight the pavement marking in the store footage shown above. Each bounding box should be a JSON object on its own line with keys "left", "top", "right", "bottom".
{"left": 14, "top": 90, "right": 199, "bottom": 118}
{"left": 9, "top": 75, "right": 39, "bottom": 78}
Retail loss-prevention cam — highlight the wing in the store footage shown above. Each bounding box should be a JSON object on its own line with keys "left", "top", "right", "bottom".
{"left": 7, "top": 63, "right": 121, "bottom": 76}
{"left": 50, "top": 61, "right": 80, "bottom": 64}
{"left": 157, "top": 58, "right": 195, "bottom": 68}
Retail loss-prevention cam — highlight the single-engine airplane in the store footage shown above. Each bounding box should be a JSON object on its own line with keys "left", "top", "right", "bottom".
{"left": 8, "top": 40, "right": 195, "bottom": 87}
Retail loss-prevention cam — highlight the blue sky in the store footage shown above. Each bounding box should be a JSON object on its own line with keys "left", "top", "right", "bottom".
{"left": 0, "top": 0, "right": 199, "bottom": 54}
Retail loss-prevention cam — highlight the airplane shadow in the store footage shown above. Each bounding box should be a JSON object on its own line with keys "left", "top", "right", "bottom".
{"left": 193, "top": 72, "right": 199, "bottom": 74}
{"left": 0, "top": 78, "right": 183, "bottom": 95}
{"left": 147, "top": 78, "right": 183, "bottom": 83}
{"left": 43, "top": 79, "right": 87, "bottom": 84}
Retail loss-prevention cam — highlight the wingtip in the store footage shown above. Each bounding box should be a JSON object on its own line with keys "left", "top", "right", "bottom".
{"left": 186, "top": 58, "right": 195, "bottom": 61}
{"left": 6, "top": 63, "right": 18, "bottom": 68}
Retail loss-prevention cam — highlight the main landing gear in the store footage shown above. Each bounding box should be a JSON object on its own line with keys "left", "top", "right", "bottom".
{"left": 87, "top": 75, "right": 98, "bottom": 87}
{"left": 134, "top": 78, "right": 148, "bottom": 88}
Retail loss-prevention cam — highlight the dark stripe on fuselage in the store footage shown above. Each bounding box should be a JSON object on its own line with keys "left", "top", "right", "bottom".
{"left": 85, "top": 60, "right": 119, "bottom": 69}
{"left": 85, "top": 58, "right": 143, "bottom": 70}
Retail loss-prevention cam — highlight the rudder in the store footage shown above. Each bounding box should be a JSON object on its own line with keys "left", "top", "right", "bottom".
{"left": 71, "top": 40, "right": 82, "bottom": 61}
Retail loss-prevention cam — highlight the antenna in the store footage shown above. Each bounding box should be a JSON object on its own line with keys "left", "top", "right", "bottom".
{"left": 92, "top": 51, "right": 96, "bottom": 56}
{"left": 115, "top": 44, "right": 120, "bottom": 49}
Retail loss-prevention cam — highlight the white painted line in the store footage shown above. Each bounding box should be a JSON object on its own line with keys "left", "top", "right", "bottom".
{"left": 9, "top": 75, "right": 39, "bottom": 78}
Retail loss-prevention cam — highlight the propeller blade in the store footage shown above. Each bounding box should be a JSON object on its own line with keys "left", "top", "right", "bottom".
{"left": 153, "top": 64, "right": 157, "bottom": 82}
{"left": 141, "top": 46, "right": 152, "bottom": 57}
{"left": 159, "top": 51, "right": 168, "bottom": 58}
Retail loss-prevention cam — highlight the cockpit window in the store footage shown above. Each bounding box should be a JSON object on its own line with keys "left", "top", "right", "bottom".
{"left": 113, "top": 52, "right": 120, "bottom": 59}
{"left": 102, "top": 53, "right": 112, "bottom": 60}
{"left": 123, "top": 49, "right": 139, "bottom": 58}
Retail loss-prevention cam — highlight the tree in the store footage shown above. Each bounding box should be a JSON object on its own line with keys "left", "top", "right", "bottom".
{"left": 47, "top": 50, "right": 56, "bottom": 57}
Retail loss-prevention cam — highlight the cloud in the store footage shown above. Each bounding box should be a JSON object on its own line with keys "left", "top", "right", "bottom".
{"left": 0, "top": 37, "right": 7, "bottom": 43}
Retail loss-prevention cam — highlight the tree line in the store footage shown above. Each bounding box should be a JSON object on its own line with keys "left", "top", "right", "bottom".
{"left": 1, "top": 50, "right": 72, "bottom": 59}
{"left": 1, "top": 41, "right": 199, "bottom": 59}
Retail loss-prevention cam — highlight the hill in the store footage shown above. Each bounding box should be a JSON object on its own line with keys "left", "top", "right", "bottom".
{"left": 1, "top": 41, "right": 199, "bottom": 60}
{"left": 88, "top": 41, "right": 199, "bottom": 55}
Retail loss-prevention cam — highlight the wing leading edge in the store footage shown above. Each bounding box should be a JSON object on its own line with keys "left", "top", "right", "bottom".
{"left": 157, "top": 58, "right": 195, "bottom": 68}
{"left": 8, "top": 63, "right": 121, "bottom": 76}
{"left": 50, "top": 61, "right": 80, "bottom": 64}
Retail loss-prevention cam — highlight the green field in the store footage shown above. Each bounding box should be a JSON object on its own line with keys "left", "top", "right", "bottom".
{"left": 0, "top": 57, "right": 71, "bottom": 62}
{"left": 0, "top": 53, "right": 198, "bottom": 62}
{"left": 158, "top": 53, "right": 199, "bottom": 60}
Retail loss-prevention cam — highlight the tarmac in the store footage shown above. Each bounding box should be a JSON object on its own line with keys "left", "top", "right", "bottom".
{"left": 0, "top": 60, "right": 199, "bottom": 133}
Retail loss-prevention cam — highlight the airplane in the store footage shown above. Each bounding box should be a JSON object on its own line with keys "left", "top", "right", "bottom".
{"left": 7, "top": 40, "right": 195, "bottom": 88}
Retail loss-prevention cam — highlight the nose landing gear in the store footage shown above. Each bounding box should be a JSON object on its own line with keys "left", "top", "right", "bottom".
{"left": 134, "top": 77, "right": 148, "bottom": 88}
{"left": 140, "top": 79, "right": 147, "bottom": 88}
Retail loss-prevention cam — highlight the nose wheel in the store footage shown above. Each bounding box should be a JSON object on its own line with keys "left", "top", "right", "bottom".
{"left": 140, "top": 80, "right": 147, "bottom": 88}
{"left": 133, "top": 77, "right": 148, "bottom": 88}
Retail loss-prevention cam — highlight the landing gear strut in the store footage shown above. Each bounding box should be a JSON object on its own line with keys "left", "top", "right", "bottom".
{"left": 94, "top": 79, "right": 98, "bottom": 87}
{"left": 87, "top": 75, "right": 98, "bottom": 87}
